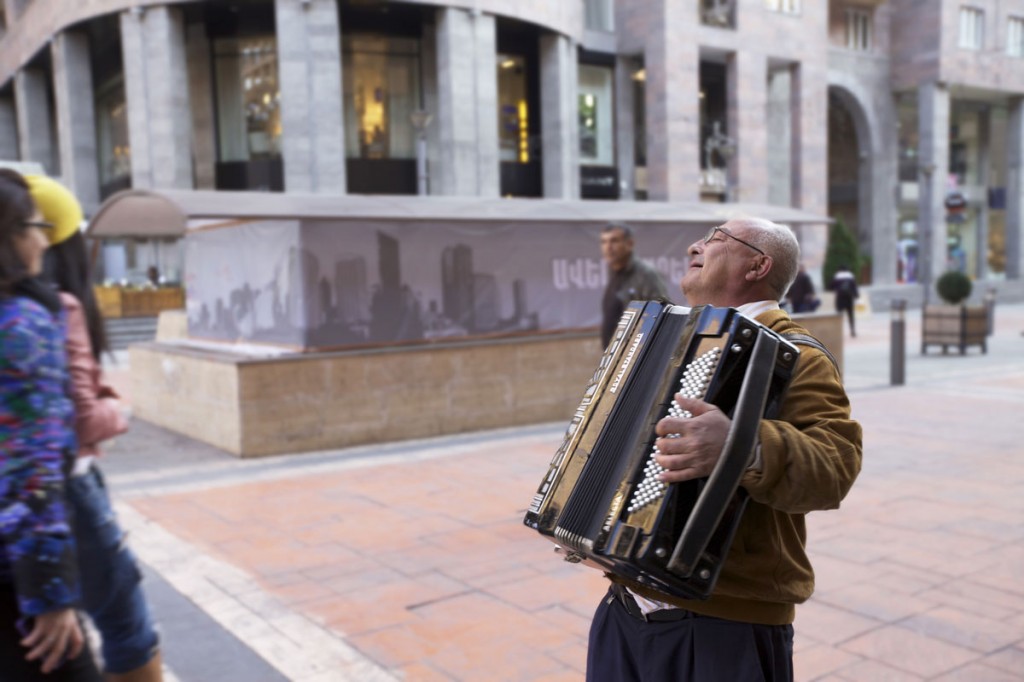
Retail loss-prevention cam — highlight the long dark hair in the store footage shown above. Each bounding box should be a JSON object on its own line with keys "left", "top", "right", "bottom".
{"left": 44, "top": 231, "right": 109, "bottom": 359}
{"left": 0, "top": 169, "right": 36, "bottom": 296}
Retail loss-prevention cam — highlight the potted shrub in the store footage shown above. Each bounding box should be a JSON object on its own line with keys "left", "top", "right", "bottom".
{"left": 922, "top": 270, "right": 986, "bottom": 355}
{"left": 936, "top": 270, "right": 972, "bottom": 305}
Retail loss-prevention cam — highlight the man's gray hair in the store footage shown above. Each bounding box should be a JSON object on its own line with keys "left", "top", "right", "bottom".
{"left": 729, "top": 217, "right": 801, "bottom": 299}
{"left": 602, "top": 222, "right": 634, "bottom": 239}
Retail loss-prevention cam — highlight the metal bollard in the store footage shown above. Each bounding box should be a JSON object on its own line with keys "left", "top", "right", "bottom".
{"left": 984, "top": 287, "right": 997, "bottom": 335}
{"left": 890, "top": 299, "right": 906, "bottom": 386}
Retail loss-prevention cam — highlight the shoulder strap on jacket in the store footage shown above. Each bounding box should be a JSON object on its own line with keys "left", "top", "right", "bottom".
{"left": 783, "top": 332, "right": 841, "bottom": 375}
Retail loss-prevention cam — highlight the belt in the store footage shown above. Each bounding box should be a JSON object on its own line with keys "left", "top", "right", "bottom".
{"left": 609, "top": 583, "right": 694, "bottom": 623}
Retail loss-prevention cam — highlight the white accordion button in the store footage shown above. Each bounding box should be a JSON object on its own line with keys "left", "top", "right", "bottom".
{"left": 626, "top": 346, "right": 723, "bottom": 515}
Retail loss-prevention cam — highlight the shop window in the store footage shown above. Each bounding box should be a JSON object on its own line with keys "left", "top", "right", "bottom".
{"left": 498, "top": 54, "right": 529, "bottom": 164}
{"left": 1008, "top": 17, "right": 1024, "bottom": 56}
{"left": 845, "top": 8, "right": 872, "bottom": 51}
{"left": 958, "top": 7, "right": 983, "bottom": 50}
{"left": 578, "top": 64, "right": 614, "bottom": 167}
{"left": 212, "top": 37, "right": 281, "bottom": 162}
{"left": 765, "top": 0, "right": 800, "bottom": 15}
{"left": 342, "top": 35, "right": 420, "bottom": 160}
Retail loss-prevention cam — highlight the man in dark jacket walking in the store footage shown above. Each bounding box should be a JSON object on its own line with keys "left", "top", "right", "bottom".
{"left": 600, "top": 223, "right": 669, "bottom": 347}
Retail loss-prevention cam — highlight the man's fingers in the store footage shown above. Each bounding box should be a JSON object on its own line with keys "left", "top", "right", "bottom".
{"left": 65, "top": 622, "right": 84, "bottom": 663}
{"left": 673, "top": 395, "right": 718, "bottom": 416}
{"left": 40, "top": 627, "right": 69, "bottom": 673}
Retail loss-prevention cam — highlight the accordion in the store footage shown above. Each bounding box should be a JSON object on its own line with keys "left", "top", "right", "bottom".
{"left": 524, "top": 302, "right": 800, "bottom": 600}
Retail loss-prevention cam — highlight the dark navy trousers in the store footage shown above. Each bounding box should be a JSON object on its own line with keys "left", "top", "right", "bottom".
{"left": 587, "top": 587, "right": 794, "bottom": 682}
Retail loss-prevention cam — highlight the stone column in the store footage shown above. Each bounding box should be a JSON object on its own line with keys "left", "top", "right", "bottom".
{"left": 766, "top": 67, "right": 792, "bottom": 206}
{"left": 51, "top": 31, "right": 100, "bottom": 212}
{"left": 14, "top": 68, "right": 57, "bottom": 175}
{"left": 644, "top": 0, "right": 699, "bottom": 201}
{"left": 868, "top": 92, "right": 899, "bottom": 286}
{"left": 120, "top": 6, "right": 193, "bottom": 189}
{"left": 186, "top": 21, "right": 217, "bottom": 190}
{"left": 539, "top": 33, "right": 578, "bottom": 199}
{"left": 917, "top": 82, "right": 951, "bottom": 292}
{"left": 1006, "top": 97, "right": 1024, "bottom": 280}
{"left": 274, "top": 0, "right": 345, "bottom": 193}
{"left": 790, "top": 61, "right": 828, "bottom": 217}
{"left": 974, "top": 108, "right": 990, "bottom": 280}
{"left": 0, "top": 95, "right": 19, "bottom": 160}
{"left": 728, "top": 51, "right": 768, "bottom": 204}
{"left": 614, "top": 57, "right": 636, "bottom": 200}
{"left": 435, "top": 7, "right": 499, "bottom": 197}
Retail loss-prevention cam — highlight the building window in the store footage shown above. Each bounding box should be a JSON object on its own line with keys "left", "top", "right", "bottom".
{"left": 95, "top": 77, "right": 130, "bottom": 188}
{"left": 765, "top": 0, "right": 800, "bottom": 15}
{"left": 584, "top": 0, "right": 614, "bottom": 32}
{"left": 846, "top": 9, "right": 872, "bottom": 50}
{"left": 959, "top": 7, "right": 984, "bottom": 50}
{"left": 498, "top": 55, "right": 529, "bottom": 163}
{"left": 1008, "top": 17, "right": 1024, "bottom": 56}
{"left": 342, "top": 35, "right": 420, "bottom": 160}
{"left": 212, "top": 37, "right": 282, "bottom": 163}
{"left": 701, "top": 0, "right": 736, "bottom": 28}
{"left": 578, "top": 64, "right": 614, "bottom": 167}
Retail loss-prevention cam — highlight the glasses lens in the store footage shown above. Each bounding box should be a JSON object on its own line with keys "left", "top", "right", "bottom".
{"left": 704, "top": 226, "right": 717, "bottom": 243}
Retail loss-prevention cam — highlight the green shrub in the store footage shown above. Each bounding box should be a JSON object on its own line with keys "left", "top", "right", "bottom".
{"left": 936, "top": 270, "right": 972, "bottom": 305}
{"left": 823, "top": 219, "right": 860, "bottom": 290}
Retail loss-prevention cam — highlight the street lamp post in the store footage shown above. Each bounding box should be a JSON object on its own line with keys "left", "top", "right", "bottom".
{"left": 410, "top": 109, "right": 433, "bottom": 196}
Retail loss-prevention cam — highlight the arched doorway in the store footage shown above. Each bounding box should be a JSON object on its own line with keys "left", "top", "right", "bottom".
{"left": 827, "top": 86, "right": 872, "bottom": 284}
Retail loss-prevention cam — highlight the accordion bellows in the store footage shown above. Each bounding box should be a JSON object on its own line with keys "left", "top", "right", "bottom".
{"left": 524, "top": 302, "right": 800, "bottom": 600}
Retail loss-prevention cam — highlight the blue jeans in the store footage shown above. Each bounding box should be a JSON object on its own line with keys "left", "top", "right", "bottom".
{"left": 67, "top": 466, "right": 160, "bottom": 674}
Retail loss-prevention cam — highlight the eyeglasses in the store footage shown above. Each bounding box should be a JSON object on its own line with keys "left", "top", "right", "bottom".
{"left": 23, "top": 221, "right": 54, "bottom": 230}
{"left": 703, "top": 226, "right": 765, "bottom": 256}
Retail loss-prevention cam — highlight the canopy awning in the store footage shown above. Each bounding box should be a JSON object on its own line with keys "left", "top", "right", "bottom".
{"left": 87, "top": 188, "right": 832, "bottom": 238}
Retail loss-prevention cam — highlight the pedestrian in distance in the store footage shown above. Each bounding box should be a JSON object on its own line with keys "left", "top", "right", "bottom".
{"left": 586, "top": 217, "right": 862, "bottom": 682}
{"left": 830, "top": 264, "right": 859, "bottom": 337}
{"left": 785, "top": 263, "right": 819, "bottom": 313}
{"left": 0, "top": 169, "right": 103, "bottom": 681}
{"left": 600, "top": 222, "right": 669, "bottom": 347}
{"left": 27, "top": 175, "right": 165, "bottom": 682}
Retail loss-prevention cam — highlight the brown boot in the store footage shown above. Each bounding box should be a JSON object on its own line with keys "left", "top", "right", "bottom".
{"left": 107, "top": 651, "right": 164, "bottom": 682}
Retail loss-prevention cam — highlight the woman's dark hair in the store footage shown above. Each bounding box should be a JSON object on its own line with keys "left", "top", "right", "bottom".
{"left": 44, "top": 230, "right": 109, "bottom": 359}
{"left": 0, "top": 169, "right": 36, "bottom": 295}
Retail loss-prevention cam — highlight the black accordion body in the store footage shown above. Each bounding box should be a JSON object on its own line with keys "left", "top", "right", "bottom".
{"left": 524, "top": 302, "right": 800, "bottom": 600}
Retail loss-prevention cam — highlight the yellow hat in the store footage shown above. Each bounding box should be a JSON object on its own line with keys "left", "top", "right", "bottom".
{"left": 24, "top": 174, "right": 84, "bottom": 246}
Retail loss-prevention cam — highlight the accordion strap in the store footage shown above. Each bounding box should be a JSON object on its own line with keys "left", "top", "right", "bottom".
{"left": 783, "top": 332, "right": 840, "bottom": 375}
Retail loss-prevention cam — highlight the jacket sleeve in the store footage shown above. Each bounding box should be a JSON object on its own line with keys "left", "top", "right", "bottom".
{"left": 741, "top": 348, "right": 862, "bottom": 513}
{"left": 63, "top": 295, "right": 128, "bottom": 448}
{"left": 0, "top": 315, "right": 81, "bottom": 616}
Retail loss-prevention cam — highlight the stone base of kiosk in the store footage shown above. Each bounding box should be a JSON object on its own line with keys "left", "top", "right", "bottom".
{"left": 130, "top": 311, "right": 843, "bottom": 458}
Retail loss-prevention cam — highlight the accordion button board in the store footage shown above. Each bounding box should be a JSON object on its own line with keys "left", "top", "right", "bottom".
{"left": 523, "top": 302, "right": 800, "bottom": 600}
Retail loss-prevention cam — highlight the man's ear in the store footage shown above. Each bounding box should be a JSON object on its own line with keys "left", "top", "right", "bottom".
{"left": 745, "top": 255, "right": 773, "bottom": 282}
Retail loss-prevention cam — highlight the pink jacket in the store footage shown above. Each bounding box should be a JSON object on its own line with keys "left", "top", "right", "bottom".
{"left": 60, "top": 292, "right": 128, "bottom": 457}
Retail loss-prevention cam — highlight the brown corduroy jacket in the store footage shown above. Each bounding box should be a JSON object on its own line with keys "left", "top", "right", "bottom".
{"left": 621, "top": 309, "right": 863, "bottom": 625}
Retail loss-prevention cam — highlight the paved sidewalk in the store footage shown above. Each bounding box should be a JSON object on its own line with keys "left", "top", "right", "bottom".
{"left": 100, "top": 304, "right": 1024, "bottom": 681}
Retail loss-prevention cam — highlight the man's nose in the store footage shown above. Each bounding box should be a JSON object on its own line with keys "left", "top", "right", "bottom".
{"left": 687, "top": 241, "right": 702, "bottom": 256}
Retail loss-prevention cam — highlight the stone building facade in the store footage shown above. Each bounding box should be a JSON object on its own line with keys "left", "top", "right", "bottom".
{"left": 1, "top": 0, "right": 1022, "bottom": 298}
